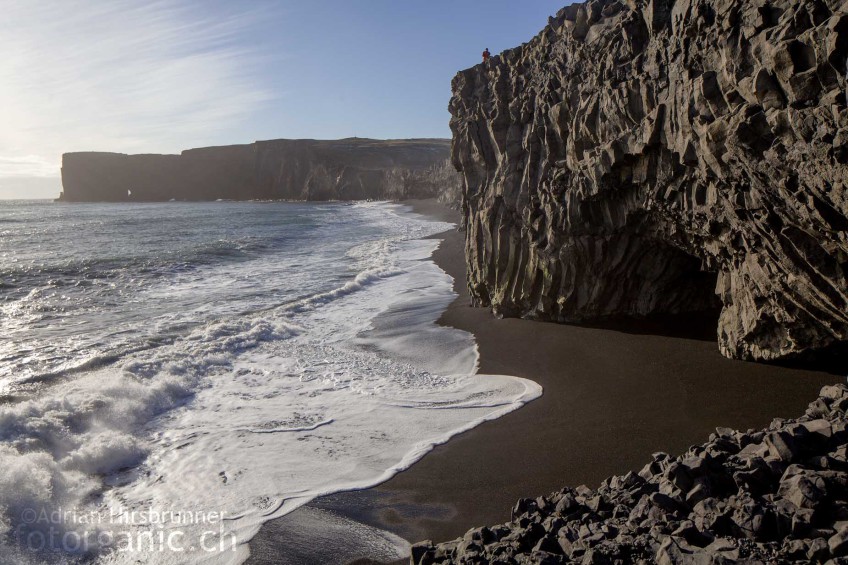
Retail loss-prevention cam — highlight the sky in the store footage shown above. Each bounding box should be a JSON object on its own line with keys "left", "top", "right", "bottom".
{"left": 0, "top": 0, "right": 566, "bottom": 199}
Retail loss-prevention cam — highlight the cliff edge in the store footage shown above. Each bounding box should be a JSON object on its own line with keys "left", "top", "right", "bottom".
{"left": 60, "top": 138, "right": 460, "bottom": 205}
{"left": 449, "top": 0, "right": 848, "bottom": 361}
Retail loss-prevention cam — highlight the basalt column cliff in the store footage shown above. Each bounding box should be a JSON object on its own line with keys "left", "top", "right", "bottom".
{"left": 60, "top": 138, "right": 460, "bottom": 204}
{"left": 450, "top": 0, "right": 848, "bottom": 361}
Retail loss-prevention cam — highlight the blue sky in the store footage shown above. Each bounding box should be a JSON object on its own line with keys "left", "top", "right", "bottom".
{"left": 0, "top": 0, "right": 567, "bottom": 199}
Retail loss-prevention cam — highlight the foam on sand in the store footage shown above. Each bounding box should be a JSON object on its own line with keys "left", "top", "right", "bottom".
{"left": 0, "top": 202, "right": 541, "bottom": 564}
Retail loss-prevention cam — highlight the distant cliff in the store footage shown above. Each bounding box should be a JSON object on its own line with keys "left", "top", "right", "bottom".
{"left": 449, "top": 0, "right": 848, "bottom": 361}
{"left": 60, "top": 138, "right": 461, "bottom": 204}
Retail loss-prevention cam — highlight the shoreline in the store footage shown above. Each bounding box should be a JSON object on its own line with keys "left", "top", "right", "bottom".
{"left": 247, "top": 198, "right": 840, "bottom": 564}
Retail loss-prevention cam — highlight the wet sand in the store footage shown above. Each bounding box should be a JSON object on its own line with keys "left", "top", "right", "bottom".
{"left": 247, "top": 199, "right": 840, "bottom": 564}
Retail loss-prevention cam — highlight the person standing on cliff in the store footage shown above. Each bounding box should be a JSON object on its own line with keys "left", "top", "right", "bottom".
{"left": 482, "top": 48, "right": 491, "bottom": 64}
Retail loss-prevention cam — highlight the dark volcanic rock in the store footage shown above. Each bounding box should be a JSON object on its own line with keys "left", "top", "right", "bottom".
{"left": 411, "top": 383, "right": 848, "bottom": 565}
{"left": 449, "top": 0, "right": 848, "bottom": 361}
{"left": 60, "top": 138, "right": 461, "bottom": 205}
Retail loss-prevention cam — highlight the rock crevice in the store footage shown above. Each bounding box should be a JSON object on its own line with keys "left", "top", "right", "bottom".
{"left": 449, "top": 0, "right": 848, "bottom": 361}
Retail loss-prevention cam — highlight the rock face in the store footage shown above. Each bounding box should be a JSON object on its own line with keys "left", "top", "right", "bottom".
{"left": 411, "top": 384, "right": 848, "bottom": 564}
{"left": 60, "top": 138, "right": 461, "bottom": 204}
{"left": 449, "top": 0, "right": 848, "bottom": 361}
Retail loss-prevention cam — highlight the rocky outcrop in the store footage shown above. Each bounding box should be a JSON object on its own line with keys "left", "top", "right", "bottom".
{"left": 412, "top": 383, "right": 848, "bottom": 564}
{"left": 449, "top": 0, "right": 848, "bottom": 361}
{"left": 60, "top": 138, "right": 461, "bottom": 204}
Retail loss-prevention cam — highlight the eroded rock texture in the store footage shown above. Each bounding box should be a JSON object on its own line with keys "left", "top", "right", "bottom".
{"left": 449, "top": 0, "right": 848, "bottom": 361}
{"left": 60, "top": 138, "right": 461, "bottom": 204}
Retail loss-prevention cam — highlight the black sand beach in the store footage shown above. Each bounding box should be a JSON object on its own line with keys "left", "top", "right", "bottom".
{"left": 247, "top": 199, "right": 840, "bottom": 564}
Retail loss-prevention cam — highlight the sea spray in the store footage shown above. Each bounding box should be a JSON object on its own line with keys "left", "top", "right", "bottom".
{"left": 0, "top": 201, "right": 541, "bottom": 564}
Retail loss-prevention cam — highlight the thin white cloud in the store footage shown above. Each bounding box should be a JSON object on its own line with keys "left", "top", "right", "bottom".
{"left": 0, "top": 0, "right": 277, "bottom": 187}
{"left": 0, "top": 155, "right": 59, "bottom": 178}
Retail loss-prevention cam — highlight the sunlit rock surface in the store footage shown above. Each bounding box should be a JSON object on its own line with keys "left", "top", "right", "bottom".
{"left": 449, "top": 0, "right": 848, "bottom": 361}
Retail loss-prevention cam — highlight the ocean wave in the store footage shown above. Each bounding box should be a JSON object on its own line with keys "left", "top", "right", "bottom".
{"left": 241, "top": 417, "right": 334, "bottom": 434}
{"left": 0, "top": 201, "right": 536, "bottom": 565}
{"left": 120, "top": 318, "right": 301, "bottom": 381}
{"left": 1, "top": 241, "right": 260, "bottom": 287}
{"left": 0, "top": 315, "right": 304, "bottom": 562}
{"left": 285, "top": 267, "right": 404, "bottom": 314}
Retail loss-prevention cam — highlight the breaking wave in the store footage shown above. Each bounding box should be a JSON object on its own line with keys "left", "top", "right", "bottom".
{"left": 0, "top": 200, "right": 541, "bottom": 564}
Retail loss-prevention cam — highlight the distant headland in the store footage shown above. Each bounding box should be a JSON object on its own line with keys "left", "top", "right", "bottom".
{"left": 58, "top": 137, "right": 460, "bottom": 203}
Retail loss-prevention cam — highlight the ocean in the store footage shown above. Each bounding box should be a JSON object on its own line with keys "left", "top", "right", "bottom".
{"left": 0, "top": 200, "right": 540, "bottom": 564}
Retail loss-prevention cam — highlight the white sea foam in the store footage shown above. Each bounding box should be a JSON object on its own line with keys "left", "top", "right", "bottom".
{"left": 0, "top": 202, "right": 541, "bottom": 564}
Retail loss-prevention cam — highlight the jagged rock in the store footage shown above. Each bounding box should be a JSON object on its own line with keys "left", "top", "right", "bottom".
{"left": 765, "top": 431, "right": 799, "bottom": 462}
{"left": 60, "top": 138, "right": 462, "bottom": 205}
{"left": 449, "top": 0, "right": 848, "bottom": 361}
{"left": 410, "top": 384, "right": 848, "bottom": 565}
{"left": 656, "top": 536, "right": 710, "bottom": 565}
{"left": 808, "top": 536, "right": 831, "bottom": 561}
{"left": 410, "top": 541, "right": 434, "bottom": 565}
{"left": 535, "top": 534, "right": 566, "bottom": 555}
{"left": 830, "top": 525, "right": 848, "bottom": 557}
{"left": 779, "top": 466, "right": 828, "bottom": 509}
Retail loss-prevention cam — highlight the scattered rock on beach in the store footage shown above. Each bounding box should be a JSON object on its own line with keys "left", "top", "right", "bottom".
{"left": 411, "top": 383, "right": 848, "bottom": 564}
